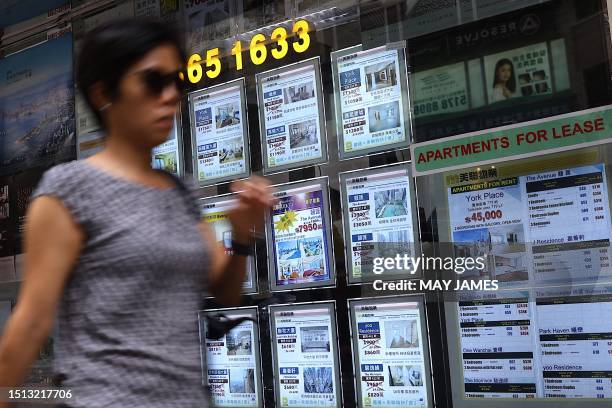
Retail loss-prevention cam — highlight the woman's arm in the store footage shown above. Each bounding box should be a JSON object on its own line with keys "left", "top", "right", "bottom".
{"left": 0, "top": 196, "right": 83, "bottom": 387}
{"left": 204, "top": 178, "right": 276, "bottom": 306}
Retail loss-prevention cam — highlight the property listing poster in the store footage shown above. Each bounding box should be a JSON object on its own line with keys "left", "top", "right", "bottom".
{"left": 200, "top": 196, "right": 256, "bottom": 292}
{"left": 191, "top": 81, "right": 249, "bottom": 185}
{"left": 272, "top": 305, "right": 340, "bottom": 407}
{"left": 334, "top": 45, "right": 408, "bottom": 157}
{"left": 258, "top": 60, "right": 326, "bottom": 171}
{"left": 448, "top": 176, "right": 528, "bottom": 282}
{"left": 412, "top": 62, "right": 469, "bottom": 119}
{"left": 526, "top": 165, "right": 612, "bottom": 283}
{"left": 447, "top": 164, "right": 612, "bottom": 284}
{"left": 201, "top": 310, "right": 261, "bottom": 407}
{"left": 269, "top": 181, "right": 332, "bottom": 288}
{"left": 0, "top": 29, "right": 75, "bottom": 175}
{"left": 151, "top": 118, "right": 181, "bottom": 176}
{"left": 342, "top": 166, "right": 417, "bottom": 281}
{"left": 535, "top": 287, "right": 612, "bottom": 399}
{"left": 352, "top": 300, "right": 429, "bottom": 407}
{"left": 484, "top": 42, "right": 552, "bottom": 105}
{"left": 455, "top": 286, "right": 612, "bottom": 399}
{"left": 456, "top": 292, "right": 538, "bottom": 399}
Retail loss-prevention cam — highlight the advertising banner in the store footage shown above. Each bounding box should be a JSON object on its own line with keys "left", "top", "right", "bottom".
{"left": 0, "top": 30, "right": 75, "bottom": 175}
{"left": 412, "top": 106, "right": 612, "bottom": 175}
{"left": 484, "top": 42, "right": 552, "bottom": 105}
{"left": 412, "top": 62, "right": 469, "bottom": 119}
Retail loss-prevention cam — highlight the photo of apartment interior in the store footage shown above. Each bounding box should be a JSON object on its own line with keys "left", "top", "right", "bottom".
{"left": 301, "top": 326, "right": 330, "bottom": 352}
{"left": 368, "top": 101, "right": 400, "bottom": 133}
{"left": 385, "top": 319, "right": 419, "bottom": 348}
{"left": 365, "top": 61, "right": 398, "bottom": 91}
{"left": 288, "top": 120, "right": 318, "bottom": 149}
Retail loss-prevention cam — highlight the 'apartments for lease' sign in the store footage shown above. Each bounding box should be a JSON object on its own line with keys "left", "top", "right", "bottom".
{"left": 411, "top": 105, "right": 612, "bottom": 176}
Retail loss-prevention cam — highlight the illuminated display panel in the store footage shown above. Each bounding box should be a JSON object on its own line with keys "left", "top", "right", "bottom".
{"left": 270, "top": 302, "right": 342, "bottom": 408}
{"left": 200, "top": 194, "right": 257, "bottom": 294}
{"left": 189, "top": 78, "right": 251, "bottom": 186}
{"left": 331, "top": 44, "right": 411, "bottom": 159}
{"left": 339, "top": 163, "right": 420, "bottom": 283}
{"left": 256, "top": 58, "right": 327, "bottom": 173}
{"left": 0, "top": 30, "right": 75, "bottom": 175}
{"left": 448, "top": 286, "right": 612, "bottom": 403}
{"left": 349, "top": 296, "right": 432, "bottom": 408}
{"left": 447, "top": 163, "right": 612, "bottom": 285}
{"left": 266, "top": 178, "right": 334, "bottom": 291}
{"left": 152, "top": 116, "right": 183, "bottom": 177}
{"left": 199, "top": 307, "right": 263, "bottom": 407}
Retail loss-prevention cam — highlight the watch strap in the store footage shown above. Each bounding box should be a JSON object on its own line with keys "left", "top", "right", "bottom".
{"left": 231, "top": 239, "right": 252, "bottom": 256}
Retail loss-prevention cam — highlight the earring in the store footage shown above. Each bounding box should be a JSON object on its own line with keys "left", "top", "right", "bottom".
{"left": 99, "top": 102, "right": 112, "bottom": 112}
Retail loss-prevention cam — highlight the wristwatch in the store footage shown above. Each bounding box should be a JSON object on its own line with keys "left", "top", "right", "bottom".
{"left": 231, "top": 240, "right": 253, "bottom": 256}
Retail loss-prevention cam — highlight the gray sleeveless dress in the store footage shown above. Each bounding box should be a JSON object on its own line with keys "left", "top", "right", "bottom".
{"left": 31, "top": 160, "right": 210, "bottom": 407}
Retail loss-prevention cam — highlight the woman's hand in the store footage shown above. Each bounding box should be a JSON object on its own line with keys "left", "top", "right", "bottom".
{"left": 228, "top": 177, "right": 277, "bottom": 244}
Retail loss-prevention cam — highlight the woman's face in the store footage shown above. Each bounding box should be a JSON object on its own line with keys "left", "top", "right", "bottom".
{"left": 496, "top": 63, "right": 513, "bottom": 83}
{"left": 109, "top": 44, "right": 182, "bottom": 148}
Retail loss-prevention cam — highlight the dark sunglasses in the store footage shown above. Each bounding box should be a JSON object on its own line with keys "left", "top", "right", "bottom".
{"left": 137, "top": 68, "right": 187, "bottom": 96}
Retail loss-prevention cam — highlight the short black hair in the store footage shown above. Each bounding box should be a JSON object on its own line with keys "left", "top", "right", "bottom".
{"left": 76, "top": 17, "right": 186, "bottom": 129}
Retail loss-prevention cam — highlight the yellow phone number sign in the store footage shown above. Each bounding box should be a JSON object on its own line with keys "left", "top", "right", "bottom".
{"left": 184, "top": 20, "right": 312, "bottom": 84}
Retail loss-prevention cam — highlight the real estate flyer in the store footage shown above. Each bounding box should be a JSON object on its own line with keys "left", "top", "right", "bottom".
{"left": 457, "top": 293, "right": 537, "bottom": 399}
{"left": 333, "top": 45, "right": 409, "bottom": 158}
{"left": 151, "top": 118, "right": 181, "bottom": 176}
{"left": 351, "top": 299, "right": 430, "bottom": 407}
{"left": 200, "top": 195, "right": 256, "bottom": 293}
{"left": 341, "top": 165, "right": 417, "bottom": 281}
{"left": 190, "top": 80, "right": 249, "bottom": 185}
{"left": 201, "top": 308, "right": 262, "bottom": 407}
{"left": 257, "top": 59, "right": 326, "bottom": 171}
{"left": 271, "top": 304, "right": 340, "bottom": 407}
{"left": 269, "top": 181, "right": 332, "bottom": 289}
{"left": 448, "top": 177, "right": 528, "bottom": 282}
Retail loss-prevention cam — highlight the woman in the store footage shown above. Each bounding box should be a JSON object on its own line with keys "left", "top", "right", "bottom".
{"left": 0, "top": 19, "right": 275, "bottom": 407}
{"left": 491, "top": 58, "right": 516, "bottom": 102}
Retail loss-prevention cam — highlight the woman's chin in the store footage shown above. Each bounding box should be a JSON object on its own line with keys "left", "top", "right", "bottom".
{"left": 150, "top": 126, "right": 173, "bottom": 144}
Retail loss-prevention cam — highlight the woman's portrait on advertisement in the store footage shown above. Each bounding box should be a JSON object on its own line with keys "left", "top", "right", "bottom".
{"left": 491, "top": 58, "right": 516, "bottom": 102}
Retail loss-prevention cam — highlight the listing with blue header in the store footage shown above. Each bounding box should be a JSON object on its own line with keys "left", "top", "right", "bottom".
{"left": 272, "top": 305, "right": 340, "bottom": 407}
{"left": 351, "top": 299, "right": 430, "bottom": 408}
{"left": 190, "top": 79, "right": 249, "bottom": 185}
{"left": 257, "top": 59, "right": 325, "bottom": 171}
